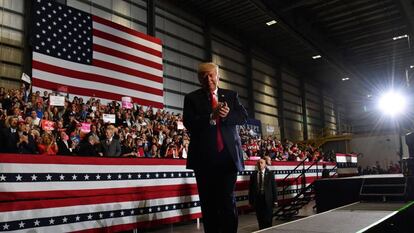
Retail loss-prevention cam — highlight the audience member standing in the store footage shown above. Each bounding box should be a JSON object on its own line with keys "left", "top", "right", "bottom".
{"left": 99, "top": 127, "right": 121, "bottom": 157}
{"left": 249, "top": 159, "right": 278, "bottom": 230}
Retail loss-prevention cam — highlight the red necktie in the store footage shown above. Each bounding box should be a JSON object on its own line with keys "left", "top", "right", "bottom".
{"left": 210, "top": 92, "right": 224, "bottom": 152}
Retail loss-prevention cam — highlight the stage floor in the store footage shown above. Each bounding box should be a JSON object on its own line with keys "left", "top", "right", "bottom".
{"left": 255, "top": 202, "right": 408, "bottom": 233}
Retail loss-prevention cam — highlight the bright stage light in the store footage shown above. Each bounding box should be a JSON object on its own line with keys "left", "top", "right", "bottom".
{"left": 377, "top": 90, "right": 407, "bottom": 116}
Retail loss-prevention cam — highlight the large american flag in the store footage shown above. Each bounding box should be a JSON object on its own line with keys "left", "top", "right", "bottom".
{"left": 0, "top": 154, "right": 336, "bottom": 232}
{"left": 31, "top": 0, "right": 164, "bottom": 108}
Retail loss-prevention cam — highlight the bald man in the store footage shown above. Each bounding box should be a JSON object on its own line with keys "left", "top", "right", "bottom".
{"left": 183, "top": 62, "right": 248, "bottom": 233}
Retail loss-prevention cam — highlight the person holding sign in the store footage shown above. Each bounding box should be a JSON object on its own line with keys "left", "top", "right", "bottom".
{"left": 183, "top": 62, "right": 248, "bottom": 233}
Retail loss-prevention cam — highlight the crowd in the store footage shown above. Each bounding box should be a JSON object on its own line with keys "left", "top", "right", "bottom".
{"left": 0, "top": 85, "right": 328, "bottom": 161}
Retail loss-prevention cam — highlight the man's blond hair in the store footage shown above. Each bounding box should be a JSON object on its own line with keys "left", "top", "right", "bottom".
{"left": 198, "top": 62, "right": 218, "bottom": 74}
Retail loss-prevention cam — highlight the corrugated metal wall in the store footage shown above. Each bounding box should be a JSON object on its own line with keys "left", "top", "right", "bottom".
{"left": 3, "top": 0, "right": 344, "bottom": 141}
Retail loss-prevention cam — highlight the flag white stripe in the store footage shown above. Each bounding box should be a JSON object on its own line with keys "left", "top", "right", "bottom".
{"left": 93, "top": 21, "right": 162, "bottom": 52}
{"left": 32, "top": 69, "right": 164, "bottom": 102}
{"left": 93, "top": 51, "right": 163, "bottom": 76}
{"left": 0, "top": 163, "right": 190, "bottom": 173}
{"left": 93, "top": 36, "right": 162, "bottom": 64}
{"left": 0, "top": 178, "right": 196, "bottom": 192}
{"left": 0, "top": 195, "right": 199, "bottom": 222}
{"left": 33, "top": 52, "right": 163, "bottom": 88}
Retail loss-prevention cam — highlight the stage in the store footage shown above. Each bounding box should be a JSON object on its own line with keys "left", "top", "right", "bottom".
{"left": 256, "top": 201, "right": 414, "bottom": 233}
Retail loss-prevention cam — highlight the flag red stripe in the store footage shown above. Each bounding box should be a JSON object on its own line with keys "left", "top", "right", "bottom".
{"left": 0, "top": 185, "right": 199, "bottom": 211}
{"left": 73, "top": 213, "right": 202, "bottom": 233}
{"left": 94, "top": 44, "right": 163, "bottom": 71}
{"left": 93, "top": 29, "right": 162, "bottom": 58}
{"left": 93, "top": 59, "right": 163, "bottom": 84}
{"left": 32, "top": 78, "right": 164, "bottom": 109}
{"left": 33, "top": 60, "right": 163, "bottom": 96}
{"left": 0, "top": 154, "right": 186, "bottom": 165}
{"left": 92, "top": 15, "right": 162, "bottom": 45}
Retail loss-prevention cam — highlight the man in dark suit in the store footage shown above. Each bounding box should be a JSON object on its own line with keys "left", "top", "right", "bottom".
{"left": 0, "top": 116, "right": 19, "bottom": 153}
{"left": 99, "top": 127, "right": 121, "bottom": 157}
{"left": 56, "top": 131, "right": 75, "bottom": 155}
{"left": 183, "top": 62, "right": 248, "bottom": 233}
{"left": 249, "top": 159, "right": 278, "bottom": 230}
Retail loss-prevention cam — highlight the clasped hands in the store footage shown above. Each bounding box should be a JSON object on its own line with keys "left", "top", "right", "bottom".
{"left": 212, "top": 101, "right": 230, "bottom": 119}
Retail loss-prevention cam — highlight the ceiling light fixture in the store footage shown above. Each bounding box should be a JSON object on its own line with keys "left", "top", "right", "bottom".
{"left": 312, "top": 55, "right": 321, "bottom": 59}
{"left": 341, "top": 77, "right": 350, "bottom": 81}
{"left": 410, "top": 65, "right": 414, "bottom": 69}
{"left": 266, "top": 20, "right": 277, "bottom": 26}
{"left": 392, "top": 34, "right": 408, "bottom": 40}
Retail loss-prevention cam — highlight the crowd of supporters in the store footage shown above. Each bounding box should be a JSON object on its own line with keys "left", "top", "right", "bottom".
{"left": 0, "top": 85, "right": 329, "bottom": 161}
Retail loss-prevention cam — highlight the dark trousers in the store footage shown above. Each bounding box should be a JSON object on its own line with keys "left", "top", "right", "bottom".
{"left": 255, "top": 194, "right": 273, "bottom": 229}
{"left": 195, "top": 149, "right": 238, "bottom": 233}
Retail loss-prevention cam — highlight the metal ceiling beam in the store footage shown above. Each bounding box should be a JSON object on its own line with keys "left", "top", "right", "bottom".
{"left": 257, "top": 0, "right": 365, "bottom": 81}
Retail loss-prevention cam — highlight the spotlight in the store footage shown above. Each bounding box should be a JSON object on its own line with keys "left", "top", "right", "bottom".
{"left": 377, "top": 90, "right": 407, "bottom": 117}
{"left": 312, "top": 55, "right": 321, "bottom": 59}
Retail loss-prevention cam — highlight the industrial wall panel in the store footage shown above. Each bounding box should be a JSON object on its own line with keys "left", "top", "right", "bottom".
{"left": 252, "top": 70, "right": 277, "bottom": 87}
{"left": 284, "top": 102, "right": 302, "bottom": 114}
{"left": 219, "top": 69, "right": 248, "bottom": 87}
{"left": 282, "top": 82, "right": 300, "bottom": 95}
{"left": 0, "top": 62, "right": 21, "bottom": 80}
{"left": 164, "top": 91, "right": 184, "bottom": 110}
{"left": 164, "top": 78, "right": 199, "bottom": 95}
{"left": 212, "top": 40, "right": 245, "bottom": 64}
{"left": 253, "top": 81, "right": 277, "bottom": 97}
{"left": 91, "top": 0, "right": 111, "bottom": 9}
{"left": 163, "top": 49, "right": 200, "bottom": 71}
{"left": 2, "top": 0, "right": 24, "bottom": 12}
{"left": 284, "top": 111, "right": 303, "bottom": 122}
{"left": 156, "top": 32, "right": 204, "bottom": 59}
{"left": 283, "top": 92, "right": 302, "bottom": 105}
{"left": 1, "top": 11, "right": 23, "bottom": 30}
{"left": 252, "top": 58, "right": 276, "bottom": 76}
{"left": 306, "top": 101, "right": 320, "bottom": 111}
{"left": 305, "top": 83, "right": 320, "bottom": 96}
{"left": 281, "top": 71, "right": 300, "bottom": 87}
{"left": 255, "top": 103, "right": 278, "bottom": 116}
{"left": 0, "top": 46, "right": 22, "bottom": 64}
{"left": 1, "top": 27, "right": 23, "bottom": 47}
{"left": 253, "top": 92, "right": 277, "bottom": 107}
{"left": 210, "top": 27, "right": 243, "bottom": 48}
{"left": 285, "top": 119, "right": 303, "bottom": 141}
{"left": 306, "top": 92, "right": 320, "bottom": 104}
{"left": 307, "top": 117, "right": 322, "bottom": 126}
{"left": 212, "top": 53, "right": 246, "bottom": 75}
{"left": 307, "top": 109, "right": 321, "bottom": 118}
{"left": 156, "top": 15, "right": 204, "bottom": 46}
{"left": 155, "top": 4, "right": 202, "bottom": 33}
{"left": 163, "top": 64, "right": 199, "bottom": 85}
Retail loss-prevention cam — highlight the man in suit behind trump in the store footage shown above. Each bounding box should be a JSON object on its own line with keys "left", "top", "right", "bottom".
{"left": 249, "top": 159, "right": 278, "bottom": 230}
{"left": 183, "top": 62, "right": 248, "bottom": 233}
{"left": 99, "top": 127, "right": 121, "bottom": 157}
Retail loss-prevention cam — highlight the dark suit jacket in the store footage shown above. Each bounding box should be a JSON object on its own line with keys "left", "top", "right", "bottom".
{"left": 183, "top": 88, "right": 248, "bottom": 171}
{"left": 78, "top": 142, "right": 98, "bottom": 157}
{"left": 57, "top": 139, "right": 73, "bottom": 156}
{"left": 249, "top": 169, "right": 278, "bottom": 208}
{"left": 99, "top": 138, "right": 121, "bottom": 157}
{"left": 0, "top": 128, "right": 18, "bottom": 153}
